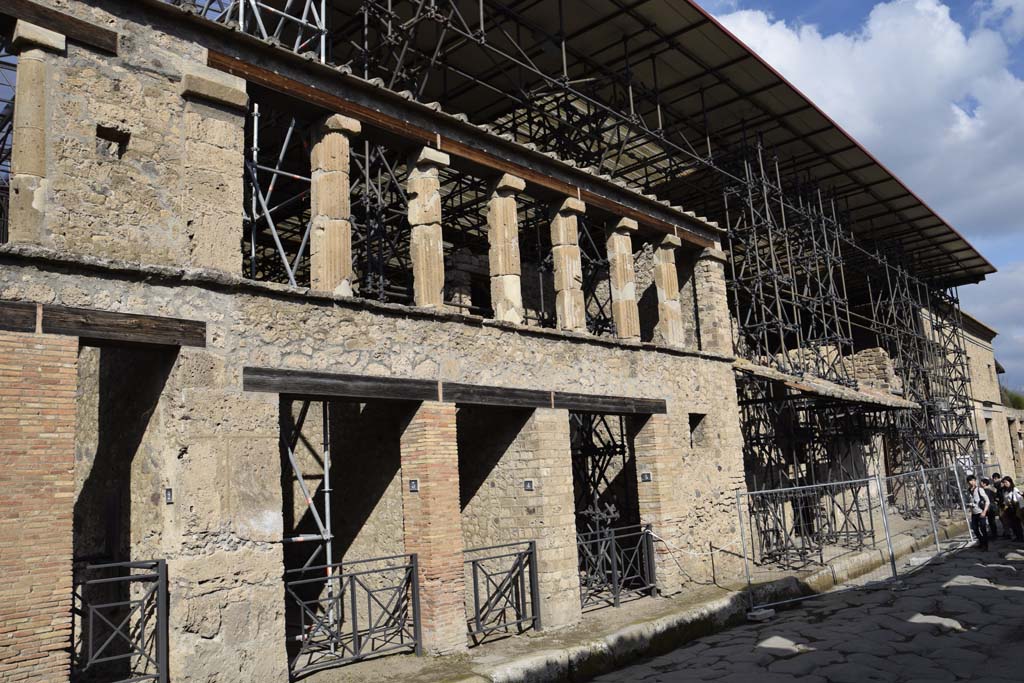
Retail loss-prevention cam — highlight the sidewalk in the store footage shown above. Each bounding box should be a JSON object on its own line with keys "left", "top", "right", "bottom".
{"left": 316, "top": 521, "right": 969, "bottom": 683}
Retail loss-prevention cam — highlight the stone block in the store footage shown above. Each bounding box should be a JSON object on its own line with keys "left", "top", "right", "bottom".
{"left": 411, "top": 146, "right": 450, "bottom": 168}
{"left": 496, "top": 172, "right": 526, "bottom": 193}
{"left": 7, "top": 174, "right": 47, "bottom": 244}
{"left": 181, "top": 63, "right": 249, "bottom": 110}
{"left": 11, "top": 21, "right": 66, "bottom": 54}
{"left": 323, "top": 113, "right": 361, "bottom": 135}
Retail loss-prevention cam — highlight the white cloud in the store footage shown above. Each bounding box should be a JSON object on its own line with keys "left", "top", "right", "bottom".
{"left": 713, "top": 0, "right": 1024, "bottom": 386}
{"left": 979, "top": 0, "right": 1024, "bottom": 43}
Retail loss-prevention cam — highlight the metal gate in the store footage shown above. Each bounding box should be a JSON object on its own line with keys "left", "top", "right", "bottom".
{"left": 285, "top": 554, "right": 421, "bottom": 679}
{"left": 72, "top": 560, "right": 168, "bottom": 683}
{"left": 736, "top": 467, "right": 972, "bottom": 612}
{"left": 577, "top": 524, "right": 657, "bottom": 609}
{"left": 464, "top": 541, "right": 541, "bottom": 643}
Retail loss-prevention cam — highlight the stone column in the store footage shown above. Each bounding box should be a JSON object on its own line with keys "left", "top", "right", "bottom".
{"left": 632, "top": 413, "right": 688, "bottom": 594}
{"left": 407, "top": 147, "right": 450, "bottom": 308}
{"left": 524, "top": 408, "right": 582, "bottom": 629}
{"left": 400, "top": 401, "right": 466, "bottom": 654}
{"left": 487, "top": 174, "right": 526, "bottom": 324}
{"left": 550, "top": 198, "right": 587, "bottom": 332}
{"left": 310, "top": 114, "right": 360, "bottom": 294}
{"left": 8, "top": 21, "right": 66, "bottom": 243}
{"left": 695, "top": 244, "right": 733, "bottom": 355}
{"left": 652, "top": 234, "right": 686, "bottom": 346}
{"left": 606, "top": 218, "right": 641, "bottom": 341}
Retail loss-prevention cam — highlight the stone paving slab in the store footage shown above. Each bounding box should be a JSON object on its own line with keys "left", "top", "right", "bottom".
{"left": 592, "top": 542, "right": 1024, "bottom": 682}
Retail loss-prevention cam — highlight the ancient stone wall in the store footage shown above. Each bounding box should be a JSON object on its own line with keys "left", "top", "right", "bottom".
{"left": 7, "top": 1, "right": 244, "bottom": 272}
{"left": 963, "top": 327, "right": 1014, "bottom": 476}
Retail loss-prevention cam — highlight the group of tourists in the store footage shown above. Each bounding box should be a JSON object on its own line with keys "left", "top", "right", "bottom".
{"left": 967, "top": 472, "right": 1024, "bottom": 550}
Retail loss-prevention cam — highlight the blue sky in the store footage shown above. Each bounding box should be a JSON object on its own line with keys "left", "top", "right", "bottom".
{"left": 701, "top": 0, "right": 1024, "bottom": 388}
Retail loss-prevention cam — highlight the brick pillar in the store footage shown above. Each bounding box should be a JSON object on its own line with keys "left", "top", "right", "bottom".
{"left": 0, "top": 331, "right": 77, "bottom": 681}
{"left": 606, "top": 218, "right": 641, "bottom": 340}
{"left": 652, "top": 235, "right": 686, "bottom": 346}
{"left": 407, "top": 147, "right": 450, "bottom": 307}
{"left": 695, "top": 245, "right": 733, "bottom": 355}
{"left": 632, "top": 413, "right": 688, "bottom": 594}
{"left": 400, "top": 402, "right": 466, "bottom": 653}
{"left": 487, "top": 173, "right": 526, "bottom": 324}
{"left": 550, "top": 198, "right": 587, "bottom": 332}
{"left": 8, "top": 22, "right": 66, "bottom": 243}
{"left": 310, "top": 114, "right": 360, "bottom": 294}
{"left": 524, "top": 408, "right": 582, "bottom": 629}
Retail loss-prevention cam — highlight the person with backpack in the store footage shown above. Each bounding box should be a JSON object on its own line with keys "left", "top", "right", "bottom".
{"left": 1001, "top": 476, "right": 1024, "bottom": 542}
{"left": 967, "top": 475, "right": 990, "bottom": 551}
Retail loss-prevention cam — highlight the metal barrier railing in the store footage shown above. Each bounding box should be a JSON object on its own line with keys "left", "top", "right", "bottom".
{"left": 72, "top": 559, "right": 168, "bottom": 683}
{"left": 577, "top": 524, "right": 657, "bottom": 610}
{"left": 463, "top": 541, "right": 541, "bottom": 643}
{"left": 285, "top": 553, "right": 421, "bottom": 679}
{"left": 736, "top": 467, "right": 972, "bottom": 612}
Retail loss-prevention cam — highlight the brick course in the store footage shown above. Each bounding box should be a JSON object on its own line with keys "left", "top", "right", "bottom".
{"left": 0, "top": 331, "right": 77, "bottom": 683}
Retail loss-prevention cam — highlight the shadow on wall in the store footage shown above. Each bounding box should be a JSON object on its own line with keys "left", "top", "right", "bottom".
{"left": 73, "top": 345, "right": 176, "bottom": 681}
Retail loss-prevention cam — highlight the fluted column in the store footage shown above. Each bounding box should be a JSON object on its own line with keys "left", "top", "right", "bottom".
{"left": 310, "top": 114, "right": 360, "bottom": 294}
{"left": 606, "top": 217, "right": 641, "bottom": 340}
{"left": 487, "top": 173, "right": 526, "bottom": 324}
{"left": 550, "top": 198, "right": 587, "bottom": 332}
{"left": 653, "top": 234, "right": 686, "bottom": 346}
{"left": 407, "top": 147, "right": 450, "bottom": 307}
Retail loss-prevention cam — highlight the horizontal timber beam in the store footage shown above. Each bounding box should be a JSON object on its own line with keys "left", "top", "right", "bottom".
{"left": 243, "top": 367, "right": 667, "bottom": 415}
{"left": 0, "top": 0, "right": 119, "bottom": 53}
{"left": 0, "top": 301, "right": 206, "bottom": 347}
{"left": 205, "top": 48, "right": 716, "bottom": 249}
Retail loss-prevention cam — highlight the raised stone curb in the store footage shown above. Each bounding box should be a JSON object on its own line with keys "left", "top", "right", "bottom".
{"left": 464, "top": 521, "right": 970, "bottom": 683}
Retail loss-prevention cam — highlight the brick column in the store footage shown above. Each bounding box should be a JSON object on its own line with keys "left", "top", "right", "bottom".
{"left": 8, "top": 22, "right": 66, "bottom": 243}
{"left": 695, "top": 245, "right": 733, "bottom": 355}
{"left": 487, "top": 173, "right": 526, "bottom": 324}
{"left": 606, "top": 217, "right": 641, "bottom": 340}
{"left": 550, "top": 198, "right": 587, "bottom": 332}
{"left": 632, "top": 413, "right": 688, "bottom": 594}
{"left": 652, "top": 235, "right": 686, "bottom": 346}
{"left": 310, "top": 114, "right": 360, "bottom": 294}
{"left": 407, "top": 147, "right": 450, "bottom": 308}
{"left": 0, "top": 331, "right": 77, "bottom": 682}
{"left": 400, "top": 401, "right": 466, "bottom": 653}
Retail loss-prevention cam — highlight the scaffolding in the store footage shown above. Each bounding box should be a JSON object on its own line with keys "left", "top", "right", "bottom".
{"left": 168, "top": 0, "right": 984, "bottom": 485}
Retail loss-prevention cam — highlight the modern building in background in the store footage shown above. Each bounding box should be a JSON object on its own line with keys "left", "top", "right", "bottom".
{"left": 0, "top": 2, "right": 1005, "bottom": 682}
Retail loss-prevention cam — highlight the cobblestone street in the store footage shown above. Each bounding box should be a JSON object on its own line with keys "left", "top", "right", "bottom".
{"left": 594, "top": 544, "right": 1024, "bottom": 682}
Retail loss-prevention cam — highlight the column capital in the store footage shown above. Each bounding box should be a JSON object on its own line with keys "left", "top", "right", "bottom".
{"left": 181, "top": 63, "right": 248, "bottom": 110}
{"left": 411, "top": 146, "right": 450, "bottom": 169}
{"left": 11, "top": 21, "right": 66, "bottom": 54}
{"left": 322, "top": 113, "right": 361, "bottom": 136}
{"left": 698, "top": 247, "right": 728, "bottom": 263}
{"left": 555, "top": 196, "right": 586, "bottom": 216}
{"left": 659, "top": 234, "right": 682, "bottom": 249}
{"left": 495, "top": 173, "right": 526, "bottom": 194}
{"left": 613, "top": 217, "right": 638, "bottom": 233}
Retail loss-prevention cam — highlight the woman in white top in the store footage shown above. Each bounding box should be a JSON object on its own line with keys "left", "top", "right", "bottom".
{"left": 1001, "top": 476, "right": 1024, "bottom": 542}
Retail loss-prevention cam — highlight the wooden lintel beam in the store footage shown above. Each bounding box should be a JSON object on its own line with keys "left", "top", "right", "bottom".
{"left": 243, "top": 366, "right": 667, "bottom": 415}
{"left": 0, "top": 0, "right": 119, "bottom": 53}
{"left": 243, "top": 367, "right": 439, "bottom": 402}
{"left": 206, "top": 50, "right": 716, "bottom": 249}
{"left": 0, "top": 301, "right": 206, "bottom": 347}
{"left": 41, "top": 305, "right": 206, "bottom": 347}
{"left": 553, "top": 391, "right": 667, "bottom": 415}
